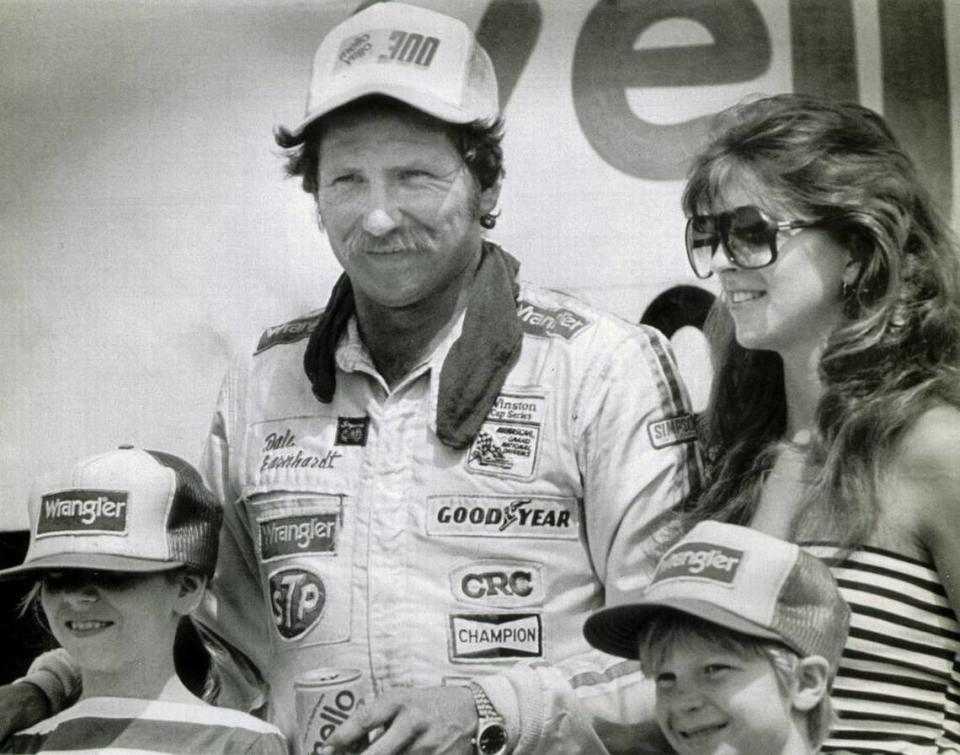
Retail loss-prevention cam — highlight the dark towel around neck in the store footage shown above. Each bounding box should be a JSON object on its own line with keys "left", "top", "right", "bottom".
{"left": 303, "top": 242, "right": 522, "bottom": 449}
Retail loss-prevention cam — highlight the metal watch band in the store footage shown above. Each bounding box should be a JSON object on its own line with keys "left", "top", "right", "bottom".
{"left": 467, "top": 681, "right": 500, "bottom": 719}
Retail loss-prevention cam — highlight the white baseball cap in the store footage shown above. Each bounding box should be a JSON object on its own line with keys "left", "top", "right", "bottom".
{"left": 279, "top": 2, "right": 499, "bottom": 144}
{"left": 0, "top": 447, "right": 222, "bottom": 578}
{"left": 583, "top": 521, "right": 850, "bottom": 669}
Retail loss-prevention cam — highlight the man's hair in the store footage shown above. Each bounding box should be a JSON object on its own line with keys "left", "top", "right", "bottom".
{"left": 637, "top": 609, "right": 835, "bottom": 747}
{"left": 275, "top": 95, "right": 505, "bottom": 199}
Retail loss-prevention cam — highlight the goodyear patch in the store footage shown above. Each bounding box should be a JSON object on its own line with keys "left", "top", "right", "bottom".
{"left": 516, "top": 301, "right": 588, "bottom": 341}
{"left": 647, "top": 414, "right": 697, "bottom": 449}
{"left": 427, "top": 496, "right": 578, "bottom": 540}
{"left": 450, "top": 561, "right": 544, "bottom": 608}
{"left": 269, "top": 566, "right": 327, "bottom": 641}
{"left": 654, "top": 542, "right": 743, "bottom": 585}
{"left": 37, "top": 490, "right": 128, "bottom": 537}
{"left": 466, "top": 394, "right": 544, "bottom": 480}
{"left": 254, "top": 312, "right": 322, "bottom": 355}
{"left": 335, "top": 416, "right": 369, "bottom": 447}
{"left": 450, "top": 613, "right": 543, "bottom": 661}
{"left": 258, "top": 512, "right": 338, "bottom": 561}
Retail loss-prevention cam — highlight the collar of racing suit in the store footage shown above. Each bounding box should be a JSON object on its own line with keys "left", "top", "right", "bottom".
{"left": 302, "top": 240, "right": 523, "bottom": 449}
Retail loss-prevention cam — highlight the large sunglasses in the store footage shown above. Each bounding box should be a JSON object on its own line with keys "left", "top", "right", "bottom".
{"left": 40, "top": 569, "right": 152, "bottom": 592}
{"left": 685, "top": 205, "right": 815, "bottom": 279}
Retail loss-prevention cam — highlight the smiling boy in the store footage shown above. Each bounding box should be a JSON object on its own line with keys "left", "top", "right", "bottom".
{"left": 584, "top": 521, "right": 850, "bottom": 755}
{"left": 0, "top": 447, "right": 287, "bottom": 754}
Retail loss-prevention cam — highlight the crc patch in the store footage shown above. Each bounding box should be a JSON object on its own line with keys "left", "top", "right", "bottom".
{"left": 516, "top": 300, "right": 588, "bottom": 341}
{"left": 258, "top": 512, "right": 338, "bottom": 562}
{"left": 647, "top": 414, "right": 697, "bottom": 449}
{"left": 449, "top": 613, "right": 543, "bottom": 662}
{"left": 654, "top": 542, "right": 743, "bottom": 586}
{"left": 254, "top": 312, "right": 321, "bottom": 355}
{"left": 450, "top": 561, "right": 544, "bottom": 608}
{"left": 37, "top": 490, "right": 128, "bottom": 537}
{"left": 269, "top": 566, "right": 327, "bottom": 641}
{"left": 466, "top": 394, "right": 545, "bottom": 480}
{"left": 427, "top": 496, "right": 578, "bottom": 540}
{"left": 335, "top": 416, "right": 369, "bottom": 447}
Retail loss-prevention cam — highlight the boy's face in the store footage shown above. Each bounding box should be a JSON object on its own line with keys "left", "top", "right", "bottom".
{"left": 40, "top": 570, "right": 184, "bottom": 675}
{"left": 648, "top": 636, "right": 803, "bottom": 755}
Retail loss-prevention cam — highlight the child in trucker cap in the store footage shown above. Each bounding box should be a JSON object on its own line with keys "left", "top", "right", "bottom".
{"left": 583, "top": 520, "right": 850, "bottom": 755}
{"left": 0, "top": 446, "right": 287, "bottom": 755}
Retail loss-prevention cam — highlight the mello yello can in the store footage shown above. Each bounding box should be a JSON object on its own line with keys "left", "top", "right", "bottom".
{"left": 295, "top": 668, "right": 365, "bottom": 755}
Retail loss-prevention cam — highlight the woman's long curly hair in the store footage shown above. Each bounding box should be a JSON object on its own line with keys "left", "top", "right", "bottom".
{"left": 681, "top": 93, "right": 960, "bottom": 547}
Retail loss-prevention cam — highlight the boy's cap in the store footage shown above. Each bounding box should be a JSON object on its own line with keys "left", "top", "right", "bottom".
{"left": 583, "top": 521, "right": 850, "bottom": 668}
{"left": 279, "top": 2, "right": 499, "bottom": 144}
{"left": 0, "top": 447, "right": 222, "bottom": 579}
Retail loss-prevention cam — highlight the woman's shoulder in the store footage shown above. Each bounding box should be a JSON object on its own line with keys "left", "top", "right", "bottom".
{"left": 895, "top": 403, "right": 960, "bottom": 477}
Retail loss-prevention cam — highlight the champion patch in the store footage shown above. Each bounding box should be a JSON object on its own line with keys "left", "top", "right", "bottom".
{"left": 259, "top": 513, "right": 338, "bottom": 561}
{"left": 654, "top": 542, "right": 743, "bottom": 585}
{"left": 269, "top": 567, "right": 327, "bottom": 641}
{"left": 427, "top": 496, "right": 578, "bottom": 540}
{"left": 37, "top": 490, "right": 128, "bottom": 537}
{"left": 517, "top": 301, "right": 588, "bottom": 341}
{"left": 450, "top": 561, "right": 544, "bottom": 607}
{"left": 450, "top": 613, "right": 543, "bottom": 661}
{"left": 335, "top": 416, "right": 369, "bottom": 447}
{"left": 254, "top": 313, "right": 321, "bottom": 355}
{"left": 647, "top": 414, "right": 697, "bottom": 449}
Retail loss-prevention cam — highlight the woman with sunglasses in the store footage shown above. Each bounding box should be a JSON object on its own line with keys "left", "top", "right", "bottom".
{"left": 679, "top": 93, "right": 960, "bottom": 751}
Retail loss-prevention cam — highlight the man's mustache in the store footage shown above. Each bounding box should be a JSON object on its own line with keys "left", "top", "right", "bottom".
{"left": 344, "top": 227, "right": 433, "bottom": 254}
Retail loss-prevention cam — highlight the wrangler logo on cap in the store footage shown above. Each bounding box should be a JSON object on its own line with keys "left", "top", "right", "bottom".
{"left": 653, "top": 542, "right": 743, "bottom": 585}
{"left": 37, "top": 490, "right": 128, "bottom": 536}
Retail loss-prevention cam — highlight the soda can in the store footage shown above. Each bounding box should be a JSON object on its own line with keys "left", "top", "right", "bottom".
{"left": 294, "top": 667, "right": 365, "bottom": 755}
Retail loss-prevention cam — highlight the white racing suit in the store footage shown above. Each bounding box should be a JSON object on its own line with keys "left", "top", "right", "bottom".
{"left": 197, "top": 280, "right": 700, "bottom": 753}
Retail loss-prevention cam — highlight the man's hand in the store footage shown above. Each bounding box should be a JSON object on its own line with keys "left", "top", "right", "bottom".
{"left": 0, "top": 682, "right": 51, "bottom": 742}
{"left": 321, "top": 685, "right": 478, "bottom": 755}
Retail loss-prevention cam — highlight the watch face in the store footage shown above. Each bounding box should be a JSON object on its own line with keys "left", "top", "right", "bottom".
{"left": 478, "top": 722, "right": 507, "bottom": 754}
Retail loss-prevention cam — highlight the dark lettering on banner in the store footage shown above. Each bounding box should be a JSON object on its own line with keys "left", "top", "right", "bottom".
{"left": 428, "top": 496, "right": 578, "bottom": 539}
{"left": 572, "top": 0, "right": 770, "bottom": 180}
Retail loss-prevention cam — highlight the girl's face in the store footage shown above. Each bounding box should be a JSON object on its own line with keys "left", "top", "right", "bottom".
{"left": 709, "top": 176, "right": 851, "bottom": 359}
{"left": 39, "top": 570, "right": 183, "bottom": 676}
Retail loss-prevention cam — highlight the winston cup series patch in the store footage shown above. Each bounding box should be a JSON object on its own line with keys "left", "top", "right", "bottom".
{"left": 37, "top": 490, "right": 129, "bottom": 536}
{"left": 653, "top": 542, "right": 744, "bottom": 585}
{"left": 466, "top": 394, "right": 545, "bottom": 480}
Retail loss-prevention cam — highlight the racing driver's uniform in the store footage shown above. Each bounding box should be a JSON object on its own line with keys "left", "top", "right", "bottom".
{"left": 197, "top": 264, "right": 701, "bottom": 752}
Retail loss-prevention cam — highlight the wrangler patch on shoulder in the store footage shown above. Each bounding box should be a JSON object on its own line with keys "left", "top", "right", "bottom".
{"left": 254, "top": 313, "right": 323, "bottom": 355}
{"left": 516, "top": 301, "right": 589, "bottom": 341}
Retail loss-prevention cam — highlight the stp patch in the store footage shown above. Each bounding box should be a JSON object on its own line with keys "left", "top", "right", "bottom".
{"left": 269, "top": 566, "right": 327, "bottom": 641}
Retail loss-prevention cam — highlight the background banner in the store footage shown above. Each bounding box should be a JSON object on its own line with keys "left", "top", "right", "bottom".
{"left": 2, "top": 0, "right": 958, "bottom": 531}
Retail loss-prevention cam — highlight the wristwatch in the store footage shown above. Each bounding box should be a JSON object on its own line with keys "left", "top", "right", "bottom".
{"left": 467, "top": 681, "right": 508, "bottom": 755}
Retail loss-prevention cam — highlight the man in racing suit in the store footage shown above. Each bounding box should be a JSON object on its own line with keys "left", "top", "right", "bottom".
{"left": 0, "top": 4, "right": 699, "bottom": 753}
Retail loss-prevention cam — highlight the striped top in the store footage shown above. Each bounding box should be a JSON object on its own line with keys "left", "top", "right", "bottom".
{"left": 0, "top": 694, "right": 289, "bottom": 755}
{"left": 805, "top": 544, "right": 960, "bottom": 753}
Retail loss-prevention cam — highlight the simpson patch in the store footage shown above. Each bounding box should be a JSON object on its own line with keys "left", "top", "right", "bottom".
{"left": 647, "top": 414, "right": 697, "bottom": 449}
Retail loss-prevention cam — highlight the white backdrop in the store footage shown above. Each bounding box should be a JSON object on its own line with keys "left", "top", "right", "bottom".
{"left": 2, "top": 0, "right": 958, "bottom": 530}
